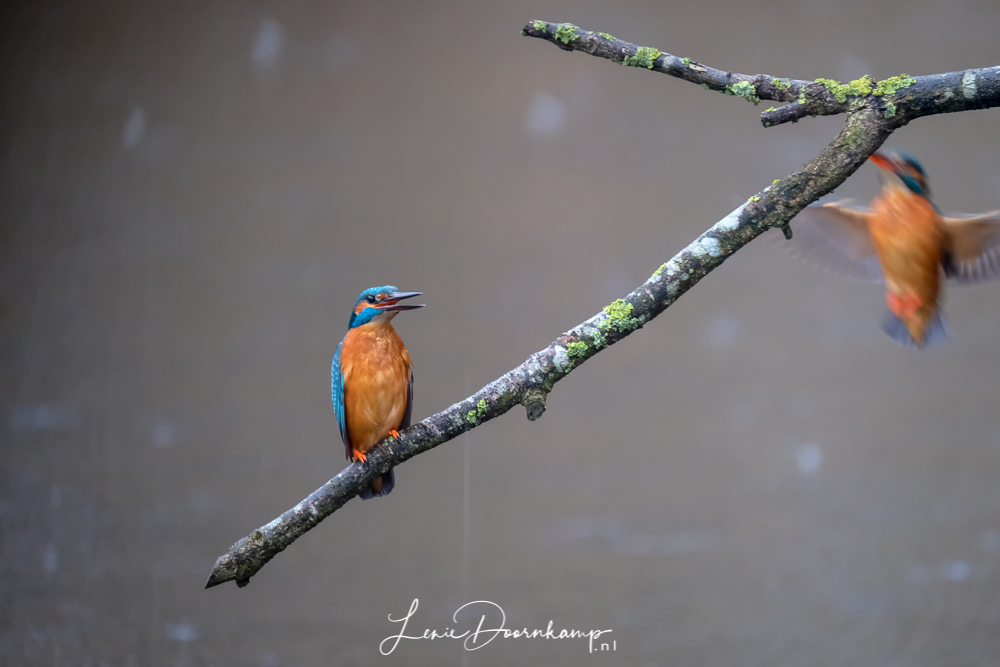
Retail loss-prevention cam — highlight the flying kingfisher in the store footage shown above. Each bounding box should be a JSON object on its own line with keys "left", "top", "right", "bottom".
{"left": 788, "top": 150, "right": 1000, "bottom": 347}
{"left": 331, "top": 286, "right": 425, "bottom": 498}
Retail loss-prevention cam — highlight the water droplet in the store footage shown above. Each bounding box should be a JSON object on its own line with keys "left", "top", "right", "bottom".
{"left": 166, "top": 623, "right": 198, "bottom": 643}
{"left": 941, "top": 561, "right": 970, "bottom": 582}
{"left": 8, "top": 405, "right": 77, "bottom": 431}
{"left": 121, "top": 107, "right": 147, "bottom": 148}
{"left": 525, "top": 92, "right": 565, "bottom": 136}
{"left": 981, "top": 529, "right": 1000, "bottom": 551}
{"left": 706, "top": 313, "right": 741, "bottom": 348}
{"left": 42, "top": 544, "right": 58, "bottom": 572}
{"left": 796, "top": 443, "right": 823, "bottom": 475}
{"left": 151, "top": 422, "right": 176, "bottom": 448}
{"left": 253, "top": 18, "right": 285, "bottom": 69}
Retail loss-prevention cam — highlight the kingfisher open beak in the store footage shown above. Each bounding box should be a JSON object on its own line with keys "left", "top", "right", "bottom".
{"left": 869, "top": 152, "right": 900, "bottom": 174}
{"left": 377, "top": 291, "right": 426, "bottom": 311}
{"left": 869, "top": 151, "right": 929, "bottom": 195}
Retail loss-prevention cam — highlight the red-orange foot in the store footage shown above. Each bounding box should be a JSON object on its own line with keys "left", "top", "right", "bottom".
{"left": 352, "top": 448, "right": 368, "bottom": 464}
{"left": 887, "top": 292, "right": 923, "bottom": 317}
{"left": 389, "top": 430, "right": 400, "bottom": 439}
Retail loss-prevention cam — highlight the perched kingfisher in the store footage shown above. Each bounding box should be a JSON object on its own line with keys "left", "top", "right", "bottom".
{"left": 789, "top": 150, "right": 1000, "bottom": 347}
{"left": 331, "top": 286, "right": 425, "bottom": 498}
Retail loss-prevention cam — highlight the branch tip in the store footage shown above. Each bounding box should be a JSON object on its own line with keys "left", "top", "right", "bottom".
{"left": 204, "top": 560, "right": 228, "bottom": 589}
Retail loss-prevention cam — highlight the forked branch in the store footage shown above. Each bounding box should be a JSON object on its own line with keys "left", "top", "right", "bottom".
{"left": 521, "top": 20, "right": 1000, "bottom": 128}
{"left": 205, "top": 20, "right": 1000, "bottom": 590}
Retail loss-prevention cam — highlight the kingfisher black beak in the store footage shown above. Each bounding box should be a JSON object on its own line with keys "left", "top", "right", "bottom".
{"left": 378, "top": 291, "right": 426, "bottom": 311}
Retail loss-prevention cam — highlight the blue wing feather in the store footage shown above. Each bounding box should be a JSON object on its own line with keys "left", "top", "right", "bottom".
{"left": 331, "top": 339, "right": 350, "bottom": 458}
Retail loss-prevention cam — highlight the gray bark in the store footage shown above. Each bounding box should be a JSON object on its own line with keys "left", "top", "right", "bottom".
{"left": 205, "top": 20, "right": 1000, "bottom": 590}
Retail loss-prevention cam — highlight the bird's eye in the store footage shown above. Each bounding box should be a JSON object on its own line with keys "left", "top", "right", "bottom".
{"left": 366, "top": 295, "right": 376, "bottom": 304}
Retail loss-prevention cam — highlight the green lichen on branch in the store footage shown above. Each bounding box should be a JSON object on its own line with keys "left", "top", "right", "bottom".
{"left": 532, "top": 20, "right": 546, "bottom": 33}
{"left": 884, "top": 101, "right": 897, "bottom": 118}
{"left": 623, "top": 46, "right": 661, "bottom": 69}
{"left": 781, "top": 74, "right": 909, "bottom": 109}
{"left": 566, "top": 341, "right": 589, "bottom": 358}
{"left": 652, "top": 262, "right": 668, "bottom": 277}
{"left": 465, "top": 398, "right": 489, "bottom": 424}
{"left": 815, "top": 75, "right": 874, "bottom": 103}
{"left": 728, "top": 81, "right": 760, "bottom": 104}
{"left": 681, "top": 57, "right": 692, "bottom": 66}
{"left": 771, "top": 78, "right": 792, "bottom": 90}
{"left": 597, "top": 32, "right": 616, "bottom": 41}
{"left": 748, "top": 195, "right": 761, "bottom": 202}
{"left": 601, "top": 299, "right": 641, "bottom": 333}
{"left": 555, "top": 23, "right": 580, "bottom": 45}
{"left": 765, "top": 106, "right": 777, "bottom": 112}
{"left": 873, "top": 74, "right": 916, "bottom": 97}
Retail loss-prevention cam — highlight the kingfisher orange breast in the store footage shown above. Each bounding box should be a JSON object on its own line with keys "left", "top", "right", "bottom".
{"left": 868, "top": 184, "right": 946, "bottom": 339}
{"left": 339, "top": 322, "right": 412, "bottom": 454}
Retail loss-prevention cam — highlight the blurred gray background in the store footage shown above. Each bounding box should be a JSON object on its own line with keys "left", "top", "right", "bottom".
{"left": 2, "top": 1, "right": 1000, "bottom": 665}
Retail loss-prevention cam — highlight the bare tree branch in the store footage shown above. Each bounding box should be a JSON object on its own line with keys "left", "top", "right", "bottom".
{"left": 205, "top": 21, "right": 1000, "bottom": 590}
{"left": 520, "top": 21, "right": 1000, "bottom": 128}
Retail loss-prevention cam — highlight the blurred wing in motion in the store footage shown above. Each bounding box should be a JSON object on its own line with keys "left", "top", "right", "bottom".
{"left": 785, "top": 202, "right": 884, "bottom": 282}
{"left": 942, "top": 211, "right": 1000, "bottom": 284}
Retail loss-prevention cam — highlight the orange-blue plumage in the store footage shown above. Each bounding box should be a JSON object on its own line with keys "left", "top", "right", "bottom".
{"left": 788, "top": 150, "right": 1000, "bottom": 347}
{"left": 332, "top": 286, "right": 424, "bottom": 498}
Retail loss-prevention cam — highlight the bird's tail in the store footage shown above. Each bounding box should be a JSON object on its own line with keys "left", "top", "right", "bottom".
{"left": 359, "top": 469, "right": 395, "bottom": 500}
{"left": 881, "top": 308, "right": 948, "bottom": 348}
